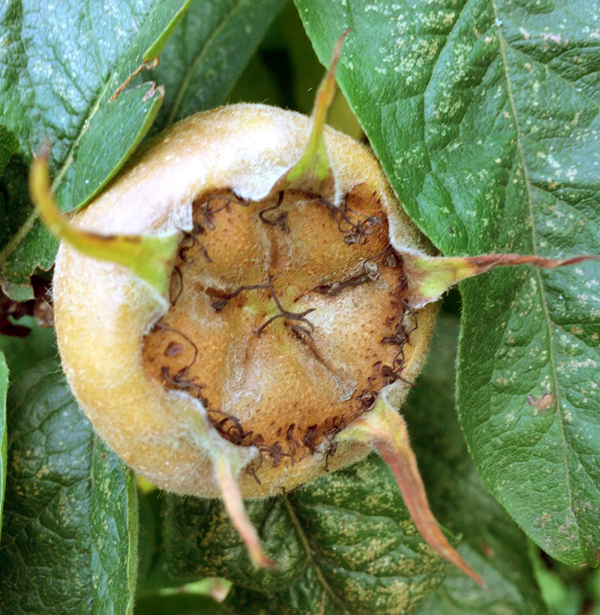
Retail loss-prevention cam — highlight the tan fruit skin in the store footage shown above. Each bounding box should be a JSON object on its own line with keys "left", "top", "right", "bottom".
{"left": 53, "top": 104, "right": 437, "bottom": 498}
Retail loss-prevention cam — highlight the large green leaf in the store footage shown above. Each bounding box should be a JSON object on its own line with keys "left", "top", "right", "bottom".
{"left": 294, "top": 0, "right": 600, "bottom": 567}
{"left": 0, "top": 361, "right": 138, "bottom": 613}
{"left": 161, "top": 454, "right": 447, "bottom": 614}
{"left": 151, "top": 0, "right": 287, "bottom": 130}
{"left": 0, "top": 315, "right": 56, "bottom": 544}
{"left": 0, "top": 0, "right": 193, "bottom": 300}
{"left": 0, "top": 351, "right": 7, "bottom": 540}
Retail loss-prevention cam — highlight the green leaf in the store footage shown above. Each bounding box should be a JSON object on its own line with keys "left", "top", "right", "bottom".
{"left": 0, "top": 0, "right": 192, "bottom": 299}
{"left": 162, "top": 455, "right": 447, "bottom": 614}
{"left": 406, "top": 317, "right": 548, "bottom": 615}
{"left": 529, "top": 544, "right": 583, "bottom": 615}
{"left": 0, "top": 361, "right": 138, "bottom": 613}
{"left": 0, "top": 125, "right": 18, "bottom": 176}
{"left": 294, "top": 0, "right": 600, "bottom": 567}
{"left": 0, "top": 351, "right": 7, "bottom": 540}
{"left": 151, "top": 0, "right": 287, "bottom": 130}
{"left": 0, "top": 315, "right": 57, "bottom": 383}
{"left": 163, "top": 496, "right": 305, "bottom": 593}
{"left": 281, "top": 456, "right": 447, "bottom": 614}
{"left": 0, "top": 316, "right": 55, "bottom": 541}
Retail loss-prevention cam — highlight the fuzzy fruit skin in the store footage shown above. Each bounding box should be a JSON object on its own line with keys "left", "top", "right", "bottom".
{"left": 54, "top": 104, "right": 437, "bottom": 498}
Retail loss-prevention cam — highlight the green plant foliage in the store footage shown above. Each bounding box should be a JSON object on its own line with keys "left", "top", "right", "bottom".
{"left": 1, "top": 1, "right": 598, "bottom": 612}
{"left": 135, "top": 594, "right": 225, "bottom": 615}
{"left": 294, "top": 0, "right": 600, "bottom": 568}
{"left": 0, "top": 359, "right": 138, "bottom": 613}
{"left": 150, "top": 0, "right": 287, "bottom": 130}
{"left": 0, "top": 0, "right": 193, "bottom": 299}
{"left": 0, "top": 126, "right": 18, "bottom": 176}
{"left": 160, "top": 453, "right": 447, "bottom": 615}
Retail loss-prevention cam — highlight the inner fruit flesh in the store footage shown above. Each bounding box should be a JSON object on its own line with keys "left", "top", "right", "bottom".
{"left": 142, "top": 185, "right": 418, "bottom": 478}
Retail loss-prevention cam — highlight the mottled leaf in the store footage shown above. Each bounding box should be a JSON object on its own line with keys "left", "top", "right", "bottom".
{"left": 0, "top": 0, "right": 192, "bottom": 298}
{"left": 151, "top": 0, "right": 287, "bottom": 130}
{"left": 0, "top": 361, "right": 138, "bottom": 613}
{"left": 163, "top": 454, "right": 447, "bottom": 614}
{"left": 295, "top": 0, "right": 600, "bottom": 567}
{"left": 163, "top": 496, "right": 305, "bottom": 593}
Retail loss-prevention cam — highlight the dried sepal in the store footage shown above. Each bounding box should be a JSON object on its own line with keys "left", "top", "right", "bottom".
{"left": 214, "top": 452, "right": 276, "bottom": 569}
{"left": 339, "top": 393, "right": 485, "bottom": 588}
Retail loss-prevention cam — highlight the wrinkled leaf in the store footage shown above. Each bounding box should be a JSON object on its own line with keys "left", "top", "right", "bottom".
{"left": 0, "top": 0, "right": 192, "bottom": 298}
{"left": 0, "top": 314, "right": 56, "bottom": 542}
{"left": 407, "top": 317, "right": 548, "bottom": 615}
{"left": 0, "top": 352, "right": 6, "bottom": 540}
{"left": 0, "top": 361, "right": 138, "bottom": 613}
{"left": 162, "top": 454, "right": 447, "bottom": 614}
{"left": 151, "top": 0, "right": 286, "bottom": 130}
{"left": 163, "top": 496, "right": 305, "bottom": 593}
{"left": 295, "top": 0, "right": 600, "bottom": 567}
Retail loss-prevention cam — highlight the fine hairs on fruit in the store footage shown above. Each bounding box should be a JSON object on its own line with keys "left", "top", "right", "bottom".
{"left": 30, "top": 30, "right": 598, "bottom": 587}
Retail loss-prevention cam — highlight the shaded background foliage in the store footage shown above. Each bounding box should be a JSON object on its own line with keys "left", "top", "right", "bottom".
{"left": 1, "top": 0, "right": 599, "bottom": 613}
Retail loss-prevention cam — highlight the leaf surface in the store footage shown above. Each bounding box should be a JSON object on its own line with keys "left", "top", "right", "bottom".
{"left": 0, "top": 0, "right": 192, "bottom": 298}
{"left": 0, "top": 361, "right": 138, "bottom": 613}
{"left": 151, "top": 0, "right": 287, "bottom": 130}
{"left": 162, "top": 455, "right": 447, "bottom": 614}
{"left": 294, "top": 0, "right": 600, "bottom": 566}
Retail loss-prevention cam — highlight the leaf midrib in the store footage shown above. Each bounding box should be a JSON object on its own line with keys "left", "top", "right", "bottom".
{"left": 489, "top": 0, "right": 583, "bottom": 556}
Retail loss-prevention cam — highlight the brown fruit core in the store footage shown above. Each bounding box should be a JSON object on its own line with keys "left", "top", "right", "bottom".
{"left": 142, "top": 185, "right": 418, "bottom": 478}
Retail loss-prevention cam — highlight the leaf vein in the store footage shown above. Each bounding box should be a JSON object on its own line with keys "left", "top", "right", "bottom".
{"left": 283, "top": 498, "right": 350, "bottom": 615}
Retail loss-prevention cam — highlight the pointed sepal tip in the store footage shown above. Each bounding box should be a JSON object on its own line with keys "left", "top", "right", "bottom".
{"left": 339, "top": 397, "right": 485, "bottom": 588}
{"left": 215, "top": 454, "right": 276, "bottom": 570}
{"left": 405, "top": 252, "right": 600, "bottom": 308}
